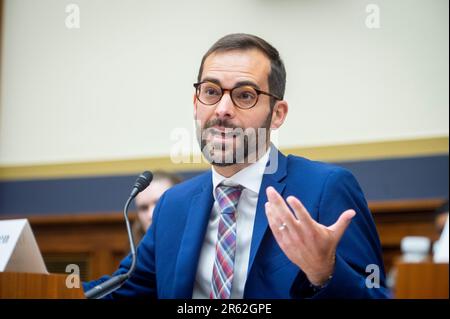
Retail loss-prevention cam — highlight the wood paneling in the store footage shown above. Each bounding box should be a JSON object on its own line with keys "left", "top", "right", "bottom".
{"left": 5, "top": 198, "right": 444, "bottom": 287}
{"left": 369, "top": 199, "right": 443, "bottom": 273}
{"left": 27, "top": 212, "right": 136, "bottom": 281}
{"left": 395, "top": 262, "right": 449, "bottom": 299}
{"left": 0, "top": 272, "right": 85, "bottom": 299}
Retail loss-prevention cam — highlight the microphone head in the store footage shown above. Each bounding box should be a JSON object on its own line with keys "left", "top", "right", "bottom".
{"left": 133, "top": 171, "right": 153, "bottom": 193}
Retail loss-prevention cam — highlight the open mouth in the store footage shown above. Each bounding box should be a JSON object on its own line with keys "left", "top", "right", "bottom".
{"left": 208, "top": 126, "right": 241, "bottom": 138}
{"left": 210, "top": 132, "right": 240, "bottom": 144}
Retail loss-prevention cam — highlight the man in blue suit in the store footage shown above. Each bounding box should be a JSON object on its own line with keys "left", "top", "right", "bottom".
{"left": 84, "top": 33, "right": 389, "bottom": 298}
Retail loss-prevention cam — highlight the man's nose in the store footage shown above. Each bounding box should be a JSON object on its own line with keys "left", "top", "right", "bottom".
{"left": 214, "top": 91, "right": 236, "bottom": 119}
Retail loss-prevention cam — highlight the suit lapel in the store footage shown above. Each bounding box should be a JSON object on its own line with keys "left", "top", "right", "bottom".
{"left": 247, "top": 148, "right": 287, "bottom": 273}
{"left": 171, "top": 175, "right": 214, "bottom": 298}
{"left": 170, "top": 148, "right": 288, "bottom": 297}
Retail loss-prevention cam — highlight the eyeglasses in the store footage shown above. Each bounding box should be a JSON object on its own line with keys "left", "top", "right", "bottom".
{"left": 193, "top": 81, "right": 282, "bottom": 110}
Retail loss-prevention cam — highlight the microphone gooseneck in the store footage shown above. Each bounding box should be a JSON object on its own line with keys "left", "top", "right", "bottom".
{"left": 85, "top": 171, "right": 153, "bottom": 299}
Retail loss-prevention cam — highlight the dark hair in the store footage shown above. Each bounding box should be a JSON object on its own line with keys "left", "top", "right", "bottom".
{"left": 152, "top": 170, "right": 182, "bottom": 186}
{"left": 435, "top": 200, "right": 449, "bottom": 216}
{"left": 197, "top": 33, "right": 286, "bottom": 107}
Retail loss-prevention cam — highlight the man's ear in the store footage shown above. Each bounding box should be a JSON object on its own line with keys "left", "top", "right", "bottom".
{"left": 270, "top": 100, "right": 288, "bottom": 129}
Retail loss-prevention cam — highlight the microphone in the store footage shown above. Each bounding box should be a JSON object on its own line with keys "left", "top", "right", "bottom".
{"left": 129, "top": 171, "right": 153, "bottom": 198}
{"left": 85, "top": 171, "right": 153, "bottom": 299}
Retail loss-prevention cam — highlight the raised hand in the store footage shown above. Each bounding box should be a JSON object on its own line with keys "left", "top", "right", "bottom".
{"left": 265, "top": 186, "right": 356, "bottom": 286}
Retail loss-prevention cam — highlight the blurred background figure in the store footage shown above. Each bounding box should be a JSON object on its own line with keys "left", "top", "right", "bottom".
{"left": 387, "top": 199, "right": 449, "bottom": 290}
{"left": 433, "top": 200, "right": 449, "bottom": 235}
{"left": 433, "top": 200, "right": 449, "bottom": 263}
{"left": 132, "top": 171, "right": 181, "bottom": 243}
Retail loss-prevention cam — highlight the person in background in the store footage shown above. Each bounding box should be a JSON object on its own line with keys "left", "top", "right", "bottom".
{"left": 433, "top": 200, "right": 449, "bottom": 235}
{"left": 132, "top": 171, "right": 181, "bottom": 243}
{"left": 433, "top": 200, "right": 449, "bottom": 263}
{"left": 387, "top": 199, "right": 450, "bottom": 288}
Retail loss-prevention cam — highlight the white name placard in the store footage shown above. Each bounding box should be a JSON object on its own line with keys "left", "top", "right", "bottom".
{"left": 0, "top": 219, "right": 48, "bottom": 274}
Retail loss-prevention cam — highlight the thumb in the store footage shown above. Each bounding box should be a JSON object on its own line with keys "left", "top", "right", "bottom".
{"left": 328, "top": 209, "right": 356, "bottom": 242}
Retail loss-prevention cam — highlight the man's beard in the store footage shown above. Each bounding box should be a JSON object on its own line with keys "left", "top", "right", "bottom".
{"left": 196, "top": 110, "right": 272, "bottom": 167}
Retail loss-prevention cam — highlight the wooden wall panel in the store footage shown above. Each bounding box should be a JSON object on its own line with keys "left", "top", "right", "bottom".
{"left": 27, "top": 213, "right": 133, "bottom": 281}
{"left": 370, "top": 199, "right": 442, "bottom": 273}
{"left": 6, "top": 198, "right": 444, "bottom": 286}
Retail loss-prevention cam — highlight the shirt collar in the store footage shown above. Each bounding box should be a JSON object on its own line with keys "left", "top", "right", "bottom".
{"left": 212, "top": 145, "right": 271, "bottom": 197}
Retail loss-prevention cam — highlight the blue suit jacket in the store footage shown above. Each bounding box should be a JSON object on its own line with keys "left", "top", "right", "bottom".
{"left": 84, "top": 149, "right": 390, "bottom": 298}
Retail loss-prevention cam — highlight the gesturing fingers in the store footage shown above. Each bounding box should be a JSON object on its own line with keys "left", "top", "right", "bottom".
{"left": 264, "top": 188, "right": 357, "bottom": 283}
{"left": 328, "top": 209, "right": 356, "bottom": 242}
{"left": 265, "top": 202, "right": 288, "bottom": 242}
{"left": 266, "top": 187, "right": 299, "bottom": 230}
{"left": 286, "top": 195, "right": 315, "bottom": 228}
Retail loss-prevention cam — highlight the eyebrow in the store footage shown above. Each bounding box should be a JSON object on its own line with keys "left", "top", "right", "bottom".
{"left": 201, "top": 77, "right": 261, "bottom": 90}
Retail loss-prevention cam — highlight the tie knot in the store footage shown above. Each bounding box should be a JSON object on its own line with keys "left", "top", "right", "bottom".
{"left": 215, "top": 184, "right": 243, "bottom": 214}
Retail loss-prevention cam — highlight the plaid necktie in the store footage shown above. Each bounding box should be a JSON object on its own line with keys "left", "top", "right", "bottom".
{"left": 210, "top": 184, "right": 243, "bottom": 299}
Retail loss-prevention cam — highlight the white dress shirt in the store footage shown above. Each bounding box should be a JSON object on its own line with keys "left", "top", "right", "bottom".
{"left": 192, "top": 147, "right": 271, "bottom": 299}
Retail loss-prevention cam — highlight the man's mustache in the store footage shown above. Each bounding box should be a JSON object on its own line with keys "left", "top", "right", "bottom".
{"left": 203, "top": 118, "right": 239, "bottom": 130}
